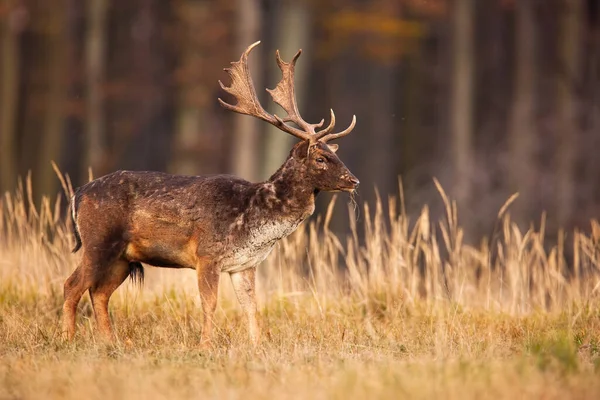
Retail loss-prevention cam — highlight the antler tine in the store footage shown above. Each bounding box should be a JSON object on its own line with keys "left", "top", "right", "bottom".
{"left": 218, "top": 41, "right": 265, "bottom": 116}
{"left": 218, "top": 41, "right": 312, "bottom": 142}
{"left": 314, "top": 109, "right": 336, "bottom": 139}
{"left": 267, "top": 49, "right": 323, "bottom": 140}
{"left": 318, "top": 115, "right": 357, "bottom": 143}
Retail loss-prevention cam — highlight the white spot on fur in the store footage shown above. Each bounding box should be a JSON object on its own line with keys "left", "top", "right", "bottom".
{"left": 228, "top": 213, "right": 245, "bottom": 231}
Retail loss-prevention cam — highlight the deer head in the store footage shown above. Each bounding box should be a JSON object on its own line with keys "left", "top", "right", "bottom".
{"left": 218, "top": 41, "right": 359, "bottom": 193}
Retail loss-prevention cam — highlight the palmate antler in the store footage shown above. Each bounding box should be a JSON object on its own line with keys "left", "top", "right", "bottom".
{"left": 218, "top": 41, "right": 356, "bottom": 144}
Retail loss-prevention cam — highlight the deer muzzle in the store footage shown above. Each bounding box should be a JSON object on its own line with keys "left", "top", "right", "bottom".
{"left": 340, "top": 173, "right": 360, "bottom": 192}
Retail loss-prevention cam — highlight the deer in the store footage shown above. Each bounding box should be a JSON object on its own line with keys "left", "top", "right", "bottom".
{"left": 62, "top": 41, "right": 359, "bottom": 347}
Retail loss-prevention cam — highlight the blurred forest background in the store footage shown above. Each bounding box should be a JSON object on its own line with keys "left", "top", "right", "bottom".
{"left": 0, "top": 0, "right": 599, "bottom": 240}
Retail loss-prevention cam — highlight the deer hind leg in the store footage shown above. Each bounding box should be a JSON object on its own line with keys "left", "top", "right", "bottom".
{"left": 197, "top": 263, "right": 221, "bottom": 349}
{"left": 89, "top": 259, "right": 131, "bottom": 340}
{"left": 230, "top": 268, "right": 260, "bottom": 346}
{"left": 63, "top": 263, "right": 90, "bottom": 340}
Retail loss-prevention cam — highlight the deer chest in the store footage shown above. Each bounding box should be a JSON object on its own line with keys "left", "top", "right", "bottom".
{"left": 220, "top": 216, "right": 304, "bottom": 273}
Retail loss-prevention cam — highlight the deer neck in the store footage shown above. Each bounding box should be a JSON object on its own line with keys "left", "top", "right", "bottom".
{"left": 265, "top": 156, "right": 316, "bottom": 217}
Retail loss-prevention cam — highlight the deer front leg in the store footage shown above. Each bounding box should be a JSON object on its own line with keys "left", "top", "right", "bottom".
{"left": 230, "top": 267, "right": 260, "bottom": 346}
{"left": 197, "top": 263, "right": 220, "bottom": 349}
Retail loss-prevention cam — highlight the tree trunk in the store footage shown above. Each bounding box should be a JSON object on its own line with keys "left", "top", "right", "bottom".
{"left": 0, "top": 2, "right": 25, "bottom": 192}
{"left": 556, "top": 0, "right": 583, "bottom": 226}
{"left": 230, "top": 0, "right": 261, "bottom": 181}
{"left": 18, "top": 3, "right": 45, "bottom": 183}
{"left": 450, "top": 0, "right": 475, "bottom": 226}
{"left": 171, "top": 0, "right": 208, "bottom": 175}
{"left": 363, "top": 63, "right": 395, "bottom": 201}
{"left": 85, "top": 0, "right": 108, "bottom": 177}
{"left": 37, "top": 0, "right": 68, "bottom": 197}
{"left": 262, "top": 0, "right": 310, "bottom": 179}
{"left": 399, "top": 40, "right": 423, "bottom": 176}
{"left": 509, "top": 0, "right": 536, "bottom": 225}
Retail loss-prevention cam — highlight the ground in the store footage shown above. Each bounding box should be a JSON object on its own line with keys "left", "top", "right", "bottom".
{"left": 1, "top": 283, "right": 599, "bottom": 399}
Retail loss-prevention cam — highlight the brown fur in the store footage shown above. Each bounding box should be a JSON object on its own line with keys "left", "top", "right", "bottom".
{"left": 63, "top": 141, "right": 358, "bottom": 345}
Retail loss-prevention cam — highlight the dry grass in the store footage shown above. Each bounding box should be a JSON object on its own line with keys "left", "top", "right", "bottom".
{"left": 1, "top": 174, "right": 600, "bottom": 399}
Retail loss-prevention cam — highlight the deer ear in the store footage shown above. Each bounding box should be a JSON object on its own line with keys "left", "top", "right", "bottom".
{"left": 327, "top": 144, "right": 339, "bottom": 153}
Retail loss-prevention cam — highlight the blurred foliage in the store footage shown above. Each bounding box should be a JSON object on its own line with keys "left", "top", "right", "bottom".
{"left": 0, "top": 0, "right": 599, "bottom": 241}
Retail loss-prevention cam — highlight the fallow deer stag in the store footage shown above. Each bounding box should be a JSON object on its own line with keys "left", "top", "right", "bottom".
{"left": 63, "top": 41, "right": 358, "bottom": 347}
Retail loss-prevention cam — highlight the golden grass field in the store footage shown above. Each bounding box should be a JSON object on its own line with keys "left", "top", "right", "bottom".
{"left": 1, "top": 174, "right": 600, "bottom": 399}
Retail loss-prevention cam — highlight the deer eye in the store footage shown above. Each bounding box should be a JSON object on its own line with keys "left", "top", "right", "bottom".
{"left": 316, "top": 157, "right": 326, "bottom": 163}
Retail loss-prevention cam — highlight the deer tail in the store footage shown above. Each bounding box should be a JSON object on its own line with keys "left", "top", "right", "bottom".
{"left": 129, "top": 262, "right": 145, "bottom": 287}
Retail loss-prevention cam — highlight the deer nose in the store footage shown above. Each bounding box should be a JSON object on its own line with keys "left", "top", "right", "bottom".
{"left": 349, "top": 176, "right": 360, "bottom": 188}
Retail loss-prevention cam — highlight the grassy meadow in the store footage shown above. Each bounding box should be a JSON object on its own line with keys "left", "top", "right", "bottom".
{"left": 1, "top": 175, "right": 600, "bottom": 399}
